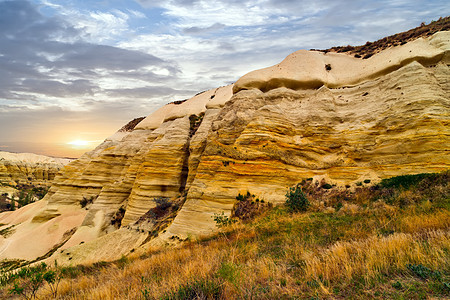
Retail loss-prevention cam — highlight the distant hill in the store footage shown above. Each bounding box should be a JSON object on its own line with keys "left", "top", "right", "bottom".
{"left": 0, "top": 151, "right": 72, "bottom": 186}
{"left": 0, "top": 151, "right": 72, "bottom": 212}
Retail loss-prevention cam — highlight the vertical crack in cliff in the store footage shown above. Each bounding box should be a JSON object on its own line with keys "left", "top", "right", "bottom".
{"left": 179, "top": 143, "right": 190, "bottom": 194}
{"left": 179, "top": 113, "right": 205, "bottom": 194}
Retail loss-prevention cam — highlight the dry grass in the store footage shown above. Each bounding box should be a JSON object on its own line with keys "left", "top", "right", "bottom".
{"left": 318, "top": 16, "right": 450, "bottom": 58}
{"left": 2, "top": 172, "right": 449, "bottom": 299}
{"left": 305, "top": 230, "right": 449, "bottom": 285}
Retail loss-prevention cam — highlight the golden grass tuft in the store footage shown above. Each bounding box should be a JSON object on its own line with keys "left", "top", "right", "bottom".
{"left": 305, "top": 230, "right": 449, "bottom": 283}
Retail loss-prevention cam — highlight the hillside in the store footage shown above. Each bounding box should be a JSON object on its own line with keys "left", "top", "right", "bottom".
{"left": 0, "top": 23, "right": 448, "bottom": 269}
{"left": 0, "top": 151, "right": 71, "bottom": 187}
{"left": 0, "top": 172, "right": 448, "bottom": 299}
{"left": 0, "top": 152, "right": 72, "bottom": 212}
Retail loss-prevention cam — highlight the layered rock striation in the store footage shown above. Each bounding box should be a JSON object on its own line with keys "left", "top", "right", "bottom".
{"left": 0, "top": 30, "right": 449, "bottom": 264}
{"left": 0, "top": 151, "right": 71, "bottom": 186}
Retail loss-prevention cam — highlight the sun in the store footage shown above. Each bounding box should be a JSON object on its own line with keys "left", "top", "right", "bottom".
{"left": 67, "top": 140, "right": 89, "bottom": 147}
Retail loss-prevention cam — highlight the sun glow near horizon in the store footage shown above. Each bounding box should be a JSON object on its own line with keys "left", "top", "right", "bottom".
{"left": 67, "top": 140, "right": 91, "bottom": 147}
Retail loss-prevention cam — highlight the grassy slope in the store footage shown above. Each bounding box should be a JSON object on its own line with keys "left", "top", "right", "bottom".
{"left": 1, "top": 172, "right": 449, "bottom": 299}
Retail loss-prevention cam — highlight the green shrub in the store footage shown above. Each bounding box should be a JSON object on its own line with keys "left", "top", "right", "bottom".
{"left": 334, "top": 202, "right": 343, "bottom": 211}
{"left": 235, "top": 193, "right": 245, "bottom": 201}
{"left": 232, "top": 192, "right": 270, "bottom": 221}
{"left": 285, "top": 184, "right": 309, "bottom": 212}
{"left": 212, "top": 212, "right": 236, "bottom": 228}
{"left": 141, "top": 287, "right": 152, "bottom": 300}
{"left": 392, "top": 281, "right": 402, "bottom": 290}
{"left": 154, "top": 197, "right": 171, "bottom": 210}
{"left": 216, "top": 262, "right": 240, "bottom": 285}
{"left": 8, "top": 262, "right": 61, "bottom": 299}
{"left": 406, "top": 264, "right": 441, "bottom": 280}
{"left": 379, "top": 173, "right": 432, "bottom": 189}
{"left": 322, "top": 183, "right": 332, "bottom": 189}
{"left": 80, "top": 196, "right": 94, "bottom": 208}
{"left": 162, "top": 278, "right": 223, "bottom": 300}
{"left": 17, "top": 191, "right": 34, "bottom": 207}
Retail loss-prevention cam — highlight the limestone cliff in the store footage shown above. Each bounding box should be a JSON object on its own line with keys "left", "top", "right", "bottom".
{"left": 0, "top": 30, "right": 448, "bottom": 265}
{"left": 0, "top": 151, "right": 71, "bottom": 186}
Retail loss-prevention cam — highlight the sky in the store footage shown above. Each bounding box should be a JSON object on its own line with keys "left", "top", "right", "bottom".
{"left": 0, "top": 0, "right": 448, "bottom": 158}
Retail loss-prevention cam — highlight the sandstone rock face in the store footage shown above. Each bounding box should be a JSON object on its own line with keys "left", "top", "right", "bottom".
{"left": 0, "top": 32, "right": 448, "bottom": 264}
{"left": 0, "top": 151, "right": 71, "bottom": 186}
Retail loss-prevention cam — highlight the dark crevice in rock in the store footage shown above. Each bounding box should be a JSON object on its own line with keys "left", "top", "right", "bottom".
{"left": 179, "top": 142, "right": 190, "bottom": 194}
{"left": 179, "top": 113, "right": 205, "bottom": 194}
{"left": 189, "top": 113, "right": 205, "bottom": 138}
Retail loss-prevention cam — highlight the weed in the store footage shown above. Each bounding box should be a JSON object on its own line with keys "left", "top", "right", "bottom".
{"left": 406, "top": 264, "right": 441, "bottom": 280}
{"left": 154, "top": 197, "right": 172, "bottom": 210}
{"left": 236, "top": 193, "right": 245, "bottom": 201}
{"left": 285, "top": 184, "right": 309, "bottom": 212}
{"left": 232, "top": 192, "right": 270, "bottom": 221}
{"left": 116, "top": 255, "right": 129, "bottom": 269}
{"left": 379, "top": 173, "right": 433, "bottom": 189}
{"left": 8, "top": 262, "right": 61, "bottom": 299}
{"left": 80, "top": 196, "right": 94, "bottom": 208}
{"left": 162, "top": 278, "right": 223, "bottom": 300}
{"left": 110, "top": 207, "right": 126, "bottom": 227}
{"left": 392, "top": 281, "right": 402, "bottom": 289}
{"left": 322, "top": 183, "right": 332, "bottom": 189}
{"left": 141, "top": 287, "right": 152, "bottom": 299}
{"left": 213, "top": 212, "right": 236, "bottom": 228}
{"left": 216, "top": 262, "right": 240, "bottom": 285}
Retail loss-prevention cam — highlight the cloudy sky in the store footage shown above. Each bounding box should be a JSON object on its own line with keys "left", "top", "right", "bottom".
{"left": 0, "top": 0, "right": 448, "bottom": 157}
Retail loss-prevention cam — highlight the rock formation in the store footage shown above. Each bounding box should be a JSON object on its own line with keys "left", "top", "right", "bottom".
{"left": 0, "top": 151, "right": 71, "bottom": 186}
{"left": 0, "top": 29, "right": 448, "bottom": 265}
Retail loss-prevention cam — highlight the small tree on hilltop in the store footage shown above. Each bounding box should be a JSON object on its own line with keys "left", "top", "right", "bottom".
{"left": 285, "top": 184, "right": 309, "bottom": 212}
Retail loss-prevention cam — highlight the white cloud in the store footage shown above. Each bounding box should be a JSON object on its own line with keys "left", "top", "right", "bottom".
{"left": 69, "top": 10, "right": 130, "bottom": 43}
{"left": 39, "top": 1, "right": 140, "bottom": 44}
{"left": 163, "top": 1, "right": 271, "bottom": 28}
{"left": 127, "top": 9, "right": 146, "bottom": 18}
